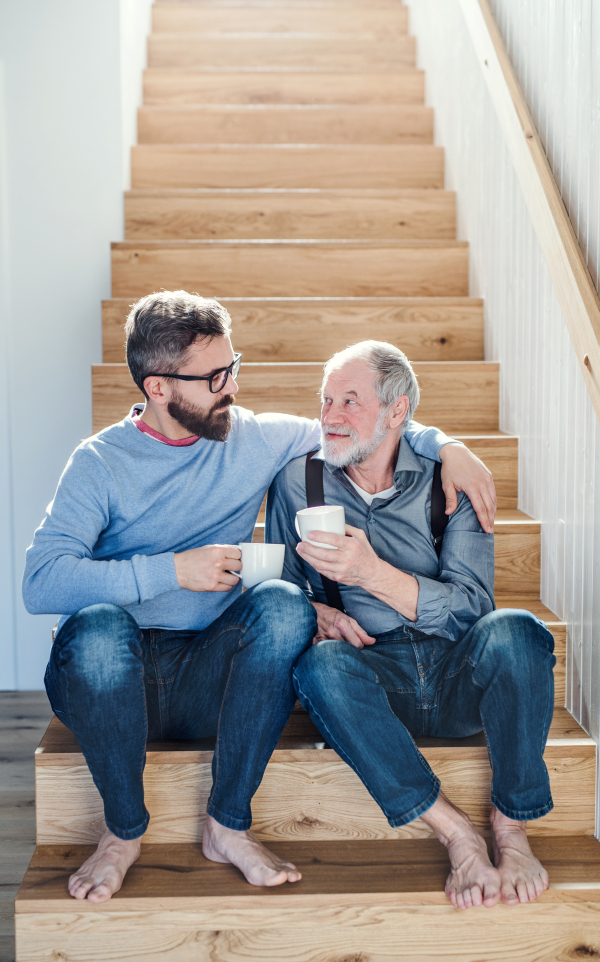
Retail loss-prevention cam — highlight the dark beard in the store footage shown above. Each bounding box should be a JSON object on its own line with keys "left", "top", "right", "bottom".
{"left": 167, "top": 392, "right": 234, "bottom": 442}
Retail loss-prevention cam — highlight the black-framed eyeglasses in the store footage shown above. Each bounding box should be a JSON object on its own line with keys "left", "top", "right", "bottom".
{"left": 145, "top": 353, "right": 242, "bottom": 394}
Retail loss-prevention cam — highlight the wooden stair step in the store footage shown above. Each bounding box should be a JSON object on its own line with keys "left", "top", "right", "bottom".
{"left": 143, "top": 68, "right": 425, "bottom": 105}
{"left": 102, "top": 296, "right": 484, "bottom": 364}
{"left": 124, "top": 188, "right": 456, "bottom": 241}
{"left": 148, "top": 35, "right": 416, "bottom": 70}
{"left": 152, "top": 5, "right": 409, "bottom": 33}
{"left": 111, "top": 239, "right": 469, "bottom": 298}
{"left": 91, "top": 360, "right": 498, "bottom": 434}
{"left": 131, "top": 144, "right": 445, "bottom": 189}
{"left": 33, "top": 708, "right": 593, "bottom": 847}
{"left": 137, "top": 104, "right": 433, "bottom": 145}
{"left": 16, "top": 838, "right": 600, "bottom": 961}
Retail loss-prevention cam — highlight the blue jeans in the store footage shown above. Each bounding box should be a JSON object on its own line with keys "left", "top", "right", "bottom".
{"left": 293, "top": 609, "right": 556, "bottom": 826}
{"left": 45, "top": 581, "right": 316, "bottom": 840}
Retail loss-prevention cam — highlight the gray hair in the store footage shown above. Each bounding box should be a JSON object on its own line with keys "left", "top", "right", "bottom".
{"left": 125, "top": 291, "right": 232, "bottom": 397}
{"left": 322, "top": 340, "right": 420, "bottom": 426}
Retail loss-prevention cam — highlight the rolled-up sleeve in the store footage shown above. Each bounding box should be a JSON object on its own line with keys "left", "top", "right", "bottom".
{"left": 411, "top": 495, "right": 495, "bottom": 640}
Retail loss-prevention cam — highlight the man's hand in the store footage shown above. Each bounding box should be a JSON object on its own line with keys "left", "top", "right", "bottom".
{"left": 174, "top": 544, "right": 242, "bottom": 592}
{"left": 297, "top": 524, "right": 379, "bottom": 589}
{"left": 311, "top": 601, "right": 375, "bottom": 649}
{"left": 439, "top": 442, "right": 496, "bottom": 534}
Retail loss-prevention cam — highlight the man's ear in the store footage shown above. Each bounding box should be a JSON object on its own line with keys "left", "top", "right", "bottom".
{"left": 143, "top": 376, "right": 169, "bottom": 407}
{"left": 388, "top": 395, "right": 410, "bottom": 430}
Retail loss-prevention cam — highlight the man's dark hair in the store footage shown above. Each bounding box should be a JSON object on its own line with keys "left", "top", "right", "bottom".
{"left": 125, "top": 291, "right": 232, "bottom": 398}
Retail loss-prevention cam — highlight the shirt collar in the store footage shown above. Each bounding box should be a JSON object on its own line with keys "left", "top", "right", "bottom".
{"left": 317, "top": 436, "right": 425, "bottom": 487}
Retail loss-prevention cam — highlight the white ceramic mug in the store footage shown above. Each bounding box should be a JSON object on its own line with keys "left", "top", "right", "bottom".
{"left": 238, "top": 542, "right": 285, "bottom": 589}
{"left": 295, "top": 505, "right": 345, "bottom": 550}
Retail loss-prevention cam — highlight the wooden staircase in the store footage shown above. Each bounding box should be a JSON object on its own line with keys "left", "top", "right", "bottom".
{"left": 15, "top": 1, "right": 600, "bottom": 958}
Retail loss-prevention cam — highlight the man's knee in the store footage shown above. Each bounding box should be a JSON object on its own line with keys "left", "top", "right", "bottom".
{"left": 55, "top": 604, "right": 141, "bottom": 684}
{"left": 293, "top": 639, "right": 357, "bottom": 701}
{"left": 245, "top": 580, "right": 317, "bottom": 655}
{"left": 473, "top": 608, "right": 555, "bottom": 670}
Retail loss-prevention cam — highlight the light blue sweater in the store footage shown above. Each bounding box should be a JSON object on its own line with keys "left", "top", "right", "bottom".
{"left": 23, "top": 405, "right": 454, "bottom": 633}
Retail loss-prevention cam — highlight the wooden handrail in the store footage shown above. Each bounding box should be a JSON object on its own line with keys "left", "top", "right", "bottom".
{"left": 459, "top": 0, "right": 600, "bottom": 422}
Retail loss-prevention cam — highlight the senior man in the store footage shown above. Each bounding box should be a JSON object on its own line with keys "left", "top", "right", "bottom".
{"left": 266, "top": 340, "right": 556, "bottom": 911}
{"left": 23, "top": 293, "right": 495, "bottom": 903}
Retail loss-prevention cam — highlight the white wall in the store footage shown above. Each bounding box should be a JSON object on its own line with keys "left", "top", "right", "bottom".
{"left": 489, "top": 0, "right": 600, "bottom": 294}
{"left": 0, "top": 0, "right": 152, "bottom": 690}
{"left": 404, "top": 0, "right": 600, "bottom": 826}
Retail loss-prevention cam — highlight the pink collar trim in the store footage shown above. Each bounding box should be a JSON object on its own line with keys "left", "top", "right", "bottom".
{"left": 132, "top": 411, "right": 199, "bottom": 446}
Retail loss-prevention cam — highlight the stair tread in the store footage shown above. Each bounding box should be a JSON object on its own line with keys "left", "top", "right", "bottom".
{"left": 125, "top": 187, "right": 451, "bottom": 195}
{"left": 16, "top": 837, "right": 600, "bottom": 909}
{"left": 36, "top": 708, "right": 590, "bottom": 762}
{"left": 105, "top": 294, "right": 482, "bottom": 303}
{"left": 113, "top": 238, "right": 468, "bottom": 248}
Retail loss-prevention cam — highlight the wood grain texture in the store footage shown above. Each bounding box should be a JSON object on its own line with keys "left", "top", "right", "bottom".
{"left": 124, "top": 188, "right": 456, "bottom": 241}
{"left": 143, "top": 69, "right": 425, "bottom": 106}
{"left": 453, "top": 433, "right": 517, "bottom": 508}
{"left": 34, "top": 711, "right": 593, "bottom": 846}
{"left": 16, "top": 838, "right": 600, "bottom": 908}
{"left": 91, "top": 361, "right": 498, "bottom": 433}
{"left": 131, "top": 144, "right": 445, "bottom": 189}
{"left": 102, "top": 297, "right": 484, "bottom": 364}
{"left": 137, "top": 104, "right": 434, "bottom": 145}
{"left": 110, "top": 240, "right": 470, "bottom": 299}
{"left": 494, "top": 528, "right": 541, "bottom": 597}
{"left": 148, "top": 34, "right": 416, "bottom": 69}
{"left": 15, "top": 898, "right": 600, "bottom": 962}
{"left": 151, "top": 6, "right": 410, "bottom": 34}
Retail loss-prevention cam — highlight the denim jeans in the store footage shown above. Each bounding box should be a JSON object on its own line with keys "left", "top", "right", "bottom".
{"left": 45, "top": 580, "right": 316, "bottom": 840}
{"left": 293, "top": 609, "right": 556, "bottom": 826}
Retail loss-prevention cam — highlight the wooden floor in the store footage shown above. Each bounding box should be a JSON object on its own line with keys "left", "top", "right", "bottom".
{"left": 0, "top": 692, "right": 52, "bottom": 962}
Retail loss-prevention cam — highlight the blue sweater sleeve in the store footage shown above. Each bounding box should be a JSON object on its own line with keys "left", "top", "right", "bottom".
{"left": 22, "top": 449, "right": 180, "bottom": 616}
{"left": 403, "top": 420, "right": 462, "bottom": 462}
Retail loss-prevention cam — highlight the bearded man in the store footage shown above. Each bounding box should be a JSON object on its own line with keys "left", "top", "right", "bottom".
{"left": 266, "top": 340, "right": 556, "bottom": 912}
{"left": 23, "top": 294, "right": 496, "bottom": 903}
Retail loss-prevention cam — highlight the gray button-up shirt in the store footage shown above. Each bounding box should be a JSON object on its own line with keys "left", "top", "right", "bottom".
{"left": 266, "top": 440, "right": 495, "bottom": 641}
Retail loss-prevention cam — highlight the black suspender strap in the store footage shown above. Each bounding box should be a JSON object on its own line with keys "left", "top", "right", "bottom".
{"left": 305, "top": 451, "right": 346, "bottom": 612}
{"left": 304, "top": 452, "right": 448, "bottom": 611}
{"left": 431, "top": 460, "right": 449, "bottom": 557}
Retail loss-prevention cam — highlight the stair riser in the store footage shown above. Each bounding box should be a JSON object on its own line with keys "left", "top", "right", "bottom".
{"left": 137, "top": 106, "right": 433, "bottom": 146}
{"left": 35, "top": 740, "right": 593, "bottom": 845}
{"left": 131, "top": 145, "right": 445, "bottom": 189}
{"left": 110, "top": 243, "right": 470, "bottom": 298}
{"left": 91, "top": 363, "right": 499, "bottom": 434}
{"left": 148, "top": 36, "right": 416, "bottom": 69}
{"left": 102, "top": 298, "right": 484, "bottom": 364}
{"left": 124, "top": 191, "right": 455, "bottom": 241}
{"left": 143, "top": 70, "right": 425, "bottom": 106}
{"left": 15, "top": 898, "right": 600, "bottom": 962}
{"left": 152, "top": 7, "right": 410, "bottom": 32}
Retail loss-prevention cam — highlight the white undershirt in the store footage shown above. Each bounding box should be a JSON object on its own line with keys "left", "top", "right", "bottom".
{"left": 344, "top": 472, "right": 397, "bottom": 506}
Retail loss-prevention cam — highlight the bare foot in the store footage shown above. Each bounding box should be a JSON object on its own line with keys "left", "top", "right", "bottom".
{"left": 68, "top": 829, "right": 141, "bottom": 903}
{"left": 202, "top": 815, "right": 302, "bottom": 887}
{"left": 421, "top": 792, "right": 501, "bottom": 910}
{"left": 490, "top": 806, "right": 549, "bottom": 905}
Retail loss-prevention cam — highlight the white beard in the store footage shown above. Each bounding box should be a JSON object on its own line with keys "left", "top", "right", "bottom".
{"left": 321, "top": 409, "right": 390, "bottom": 468}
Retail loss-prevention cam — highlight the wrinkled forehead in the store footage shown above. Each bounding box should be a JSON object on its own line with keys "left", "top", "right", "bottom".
{"left": 321, "top": 358, "right": 378, "bottom": 399}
